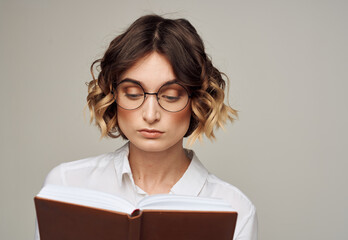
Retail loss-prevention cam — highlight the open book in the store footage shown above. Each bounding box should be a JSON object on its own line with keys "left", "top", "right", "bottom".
{"left": 35, "top": 184, "right": 238, "bottom": 240}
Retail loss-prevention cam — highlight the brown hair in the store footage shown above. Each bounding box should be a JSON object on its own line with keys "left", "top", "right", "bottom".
{"left": 87, "top": 14, "right": 237, "bottom": 144}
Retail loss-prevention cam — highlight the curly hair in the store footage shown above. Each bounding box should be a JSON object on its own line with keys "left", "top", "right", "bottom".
{"left": 87, "top": 14, "right": 237, "bottom": 145}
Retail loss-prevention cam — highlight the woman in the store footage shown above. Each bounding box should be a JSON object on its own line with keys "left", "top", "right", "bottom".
{"left": 35, "top": 14, "right": 257, "bottom": 240}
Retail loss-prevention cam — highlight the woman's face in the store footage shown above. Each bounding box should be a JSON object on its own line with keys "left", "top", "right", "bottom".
{"left": 117, "top": 52, "right": 192, "bottom": 153}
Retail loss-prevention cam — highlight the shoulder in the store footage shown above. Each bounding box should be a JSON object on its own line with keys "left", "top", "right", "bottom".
{"left": 204, "top": 173, "right": 255, "bottom": 213}
{"left": 202, "top": 173, "right": 257, "bottom": 239}
{"left": 188, "top": 148, "right": 258, "bottom": 239}
{"left": 188, "top": 149, "right": 256, "bottom": 215}
{"left": 43, "top": 152, "right": 115, "bottom": 186}
{"left": 43, "top": 143, "right": 129, "bottom": 187}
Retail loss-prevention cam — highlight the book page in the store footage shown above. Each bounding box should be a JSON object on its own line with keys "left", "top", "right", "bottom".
{"left": 37, "top": 184, "right": 135, "bottom": 214}
{"left": 137, "top": 194, "right": 236, "bottom": 212}
{"left": 37, "top": 185, "right": 236, "bottom": 214}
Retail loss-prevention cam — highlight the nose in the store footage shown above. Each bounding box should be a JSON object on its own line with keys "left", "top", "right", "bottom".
{"left": 142, "top": 94, "right": 161, "bottom": 123}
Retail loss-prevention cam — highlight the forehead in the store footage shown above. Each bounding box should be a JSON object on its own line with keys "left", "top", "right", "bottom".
{"left": 121, "top": 52, "right": 176, "bottom": 90}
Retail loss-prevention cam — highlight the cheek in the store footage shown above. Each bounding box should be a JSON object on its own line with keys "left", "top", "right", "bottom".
{"left": 168, "top": 107, "right": 192, "bottom": 131}
{"left": 117, "top": 108, "right": 132, "bottom": 119}
{"left": 117, "top": 108, "right": 136, "bottom": 133}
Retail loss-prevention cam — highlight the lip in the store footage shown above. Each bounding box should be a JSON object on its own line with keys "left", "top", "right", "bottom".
{"left": 138, "top": 129, "right": 164, "bottom": 138}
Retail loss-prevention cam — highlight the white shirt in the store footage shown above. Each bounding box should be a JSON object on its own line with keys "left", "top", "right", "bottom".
{"left": 35, "top": 143, "right": 257, "bottom": 240}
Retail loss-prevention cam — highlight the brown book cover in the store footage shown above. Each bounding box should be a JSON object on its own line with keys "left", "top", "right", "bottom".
{"left": 34, "top": 185, "right": 238, "bottom": 240}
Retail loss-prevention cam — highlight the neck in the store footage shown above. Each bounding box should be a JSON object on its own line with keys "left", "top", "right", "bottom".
{"left": 128, "top": 141, "right": 190, "bottom": 195}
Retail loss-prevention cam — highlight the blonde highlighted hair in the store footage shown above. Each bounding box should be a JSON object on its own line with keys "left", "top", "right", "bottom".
{"left": 87, "top": 14, "right": 237, "bottom": 145}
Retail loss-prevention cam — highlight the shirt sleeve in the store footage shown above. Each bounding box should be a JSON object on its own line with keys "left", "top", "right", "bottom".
{"left": 235, "top": 206, "right": 258, "bottom": 240}
{"left": 34, "top": 219, "right": 40, "bottom": 240}
{"left": 43, "top": 163, "right": 65, "bottom": 185}
{"left": 34, "top": 164, "right": 65, "bottom": 240}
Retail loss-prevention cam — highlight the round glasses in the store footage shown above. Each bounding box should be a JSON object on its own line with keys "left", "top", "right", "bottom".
{"left": 114, "top": 80, "right": 190, "bottom": 112}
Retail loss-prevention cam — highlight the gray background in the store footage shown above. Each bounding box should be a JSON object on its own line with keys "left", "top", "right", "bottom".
{"left": 1, "top": 0, "right": 347, "bottom": 239}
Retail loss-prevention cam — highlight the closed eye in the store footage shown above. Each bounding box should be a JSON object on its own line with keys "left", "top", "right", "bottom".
{"left": 125, "top": 93, "right": 143, "bottom": 99}
{"left": 161, "top": 95, "right": 180, "bottom": 102}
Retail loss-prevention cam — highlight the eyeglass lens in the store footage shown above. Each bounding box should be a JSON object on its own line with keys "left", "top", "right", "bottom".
{"left": 115, "top": 81, "right": 189, "bottom": 112}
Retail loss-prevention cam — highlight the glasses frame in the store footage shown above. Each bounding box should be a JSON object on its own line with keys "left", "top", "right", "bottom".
{"left": 113, "top": 79, "right": 191, "bottom": 113}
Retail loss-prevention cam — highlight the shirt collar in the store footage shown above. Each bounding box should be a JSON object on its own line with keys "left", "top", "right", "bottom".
{"left": 112, "top": 142, "right": 209, "bottom": 196}
{"left": 113, "top": 142, "right": 132, "bottom": 186}
{"left": 170, "top": 149, "right": 209, "bottom": 196}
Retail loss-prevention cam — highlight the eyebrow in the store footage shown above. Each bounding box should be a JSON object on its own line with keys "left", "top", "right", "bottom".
{"left": 120, "top": 78, "right": 178, "bottom": 88}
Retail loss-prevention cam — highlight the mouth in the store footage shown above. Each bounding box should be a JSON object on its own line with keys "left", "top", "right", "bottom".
{"left": 138, "top": 129, "right": 164, "bottom": 138}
